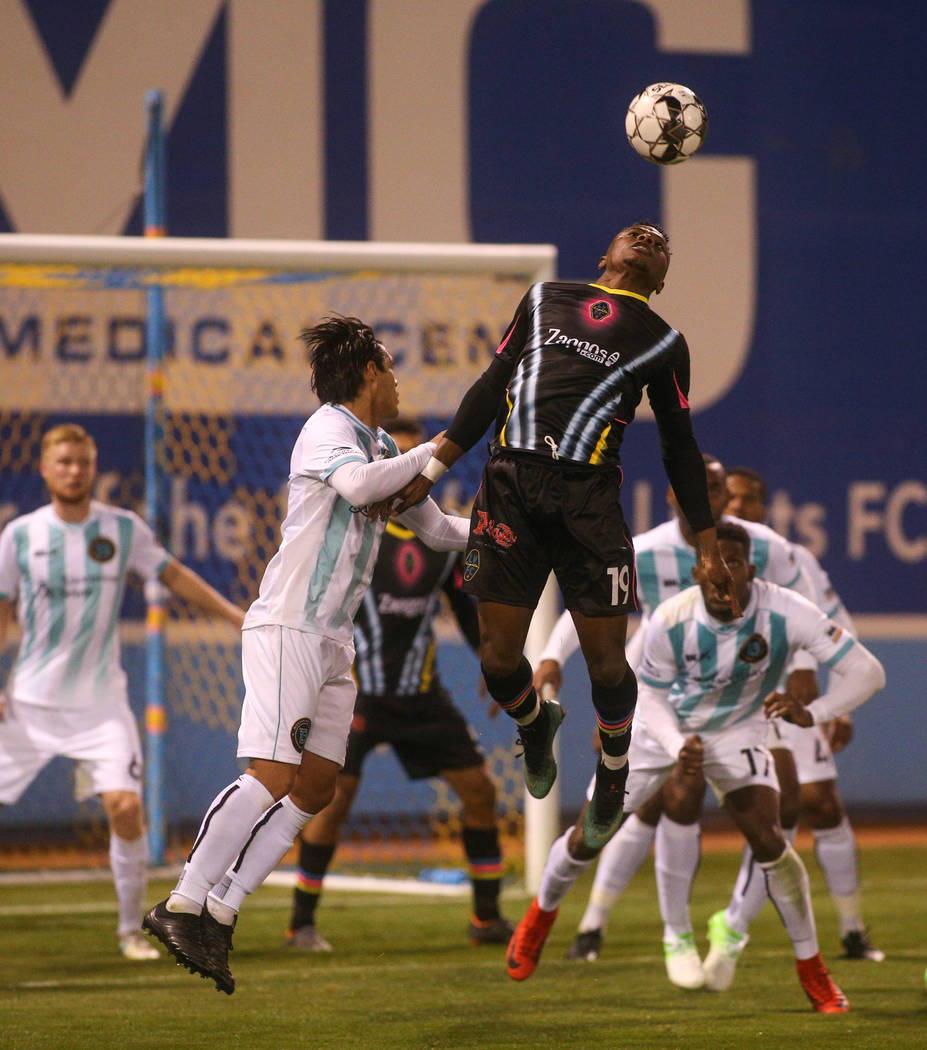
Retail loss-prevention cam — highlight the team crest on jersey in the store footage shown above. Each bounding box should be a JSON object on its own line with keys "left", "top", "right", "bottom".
{"left": 290, "top": 717, "right": 313, "bottom": 753}
{"left": 463, "top": 549, "right": 480, "bottom": 582}
{"left": 589, "top": 300, "right": 612, "bottom": 322}
{"left": 738, "top": 634, "right": 768, "bottom": 664}
{"left": 88, "top": 536, "right": 116, "bottom": 562}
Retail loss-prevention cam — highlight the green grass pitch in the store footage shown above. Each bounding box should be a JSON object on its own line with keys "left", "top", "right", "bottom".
{"left": 1, "top": 843, "right": 924, "bottom": 1050}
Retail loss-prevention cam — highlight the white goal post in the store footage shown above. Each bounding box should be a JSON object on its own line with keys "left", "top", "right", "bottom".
{"left": 0, "top": 232, "right": 560, "bottom": 887}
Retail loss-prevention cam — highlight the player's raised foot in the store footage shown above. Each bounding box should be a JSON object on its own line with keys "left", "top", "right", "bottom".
{"left": 703, "top": 909, "right": 749, "bottom": 991}
{"left": 142, "top": 900, "right": 217, "bottom": 982}
{"left": 566, "top": 928, "right": 603, "bottom": 962}
{"left": 581, "top": 760, "right": 629, "bottom": 851}
{"left": 506, "top": 899, "right": 558, "bottom": 981}
{"left": 796, "top": 953, "right": 850, "bottom": 1013}
{"left": 468, "top": 915, "right": 515, "bottom": 945}
{"left": 286, "top": 925, "right": 333, "bottom": 953}
{"left": 119, "top": 930, "right": 160, "bottom": 961}
{"left": 517, "top": 700, "right": 565, "bottom": 799}
{"left": 841, "top": 929, "right": 885, "bottom": 962}
{"left": 200, "top": 909, "right": 236, "bottom": 995}
{"left": 663, "top": 932, "right": 706, "bottom": 989}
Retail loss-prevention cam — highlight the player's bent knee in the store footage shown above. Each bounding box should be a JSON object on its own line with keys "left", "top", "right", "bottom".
{"left": 104, "top": 791, "right": 145, "bottom": 838}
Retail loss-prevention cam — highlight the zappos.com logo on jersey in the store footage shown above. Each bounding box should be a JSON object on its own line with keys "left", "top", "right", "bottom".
{"left": 544, "top": 328, "right": 619, "bottom": 367}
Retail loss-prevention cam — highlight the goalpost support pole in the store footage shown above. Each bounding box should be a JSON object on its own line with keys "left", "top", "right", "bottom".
{"left": 522, "top": 575, "right": 561, "bottom": 893}
{"left": 143, "top": 89, "right": 168, "bottom": 865}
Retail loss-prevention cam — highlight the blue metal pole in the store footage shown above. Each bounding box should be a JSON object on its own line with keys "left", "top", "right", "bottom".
{"left": 143, "top": 89, "right": 168, "bottom": 866}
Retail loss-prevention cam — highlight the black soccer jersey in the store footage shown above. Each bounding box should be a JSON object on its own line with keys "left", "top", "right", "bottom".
{"left": 352, "top": 522, "right": 480, "bottom": 698}
{"left": 467, "top": 281, "right": 692, "bottom": 469}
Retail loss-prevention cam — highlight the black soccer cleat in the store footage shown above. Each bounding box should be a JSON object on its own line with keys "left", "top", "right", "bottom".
{"left": 566, "top": 928, "right": 603, "bottom": 962}
{"left": 581, "top": 760, "right": 629, "bottom": 851}
{"left": 468, "top": 915, "right": 515, "bottom": 945}
{"left": 142, "top": 900, "right": 235, "bottom": 994}
{"left": 841, "top": 929, "right": 885, "bottom": 962}
{"left": 200, "top": 908, "right": 236, "bottom": 995}
{"left": 143, "top": 901, "right": 216, "bottom": 981}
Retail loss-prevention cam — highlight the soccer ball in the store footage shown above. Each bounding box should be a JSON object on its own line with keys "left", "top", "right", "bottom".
{"left": 625, "top": 83, "right": 708, "bottom": 165}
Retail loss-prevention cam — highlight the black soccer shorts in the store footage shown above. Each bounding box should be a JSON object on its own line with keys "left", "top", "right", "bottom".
{"left": 461, "top": 449, "right": 637, "bottom": 617}
{"left": 343, "top": 684, "right": 484, "bottom": 780}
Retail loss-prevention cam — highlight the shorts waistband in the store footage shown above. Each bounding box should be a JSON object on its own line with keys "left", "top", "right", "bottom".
{"left": 489, "top": 441, "right": 621, "bottom": 476}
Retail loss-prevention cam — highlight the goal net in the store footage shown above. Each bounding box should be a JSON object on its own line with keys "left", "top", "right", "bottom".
{"left": 0, "top": 234, "right": 556, "bottom": 875}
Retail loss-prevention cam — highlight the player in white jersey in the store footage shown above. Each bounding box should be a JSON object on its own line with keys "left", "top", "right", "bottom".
{"left": 535, "top": 455, "right": 818, "bottom": 983}
{"left": 506, "top": 522, "right": 885, "bottom": 1014}
{"left": 0, "top": 424, "right": 245, "bottom": 961}
{"left": 701, "top": 467, "right": 884, "bottom": 989}
{"left": 143, "top": 316, "right": 470, "bottom": 994}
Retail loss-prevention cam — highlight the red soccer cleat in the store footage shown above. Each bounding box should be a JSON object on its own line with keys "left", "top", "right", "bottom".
{"left": 796, "top": 953, "right": 850, "bottom": 1013}
{"left": 506, "top": 899, "right": 558, "bottom": 981}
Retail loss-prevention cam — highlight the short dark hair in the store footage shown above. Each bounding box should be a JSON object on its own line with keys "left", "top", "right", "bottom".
{"left": 727, "top": 466, "right": 767, "bottom": 502}
{"left": 384, "top": 415, "right": 425, "bottom": 441}
{"left": 300, "top": 315, "right": 389, "bottom": 405}
{"left": 715, "top": 520, "right": 751, "bottom": 558}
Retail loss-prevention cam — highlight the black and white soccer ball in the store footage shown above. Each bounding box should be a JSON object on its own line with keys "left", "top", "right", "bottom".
{"left": 625, "top": 83, "right": 708, "bottom": 165}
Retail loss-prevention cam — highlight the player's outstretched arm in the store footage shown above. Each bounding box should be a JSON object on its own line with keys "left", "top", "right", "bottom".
{"left": 390, "top": 436, "right": 465, "bottom": 514}
{"left": 158, "top": 560, "right": 245, "bottom": 628}
{"left": 395, "top": 497, "right": 469, "bottom": 551}
{"left": 329, "top": 441, "right": 436, "bottom": 509}
{"left": 0, "top": 598, "right": 13, "bottom": 721}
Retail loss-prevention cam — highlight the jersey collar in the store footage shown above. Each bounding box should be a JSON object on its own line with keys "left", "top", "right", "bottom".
{"left": 588, "top": 283, "right": 650, "bottom": 304}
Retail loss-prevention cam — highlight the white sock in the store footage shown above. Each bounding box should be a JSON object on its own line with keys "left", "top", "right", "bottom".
{"left": 172, "top": 774, "right": 275, "bottom": 909}
{"left": 578, "top": 814, "right": 655, "bottom": 933}
{"left": 724, "top": 841, "right": 765, "bottom": 936}
{"left": 655, "top": 816, "right": 700, "bottom": 939}
{"left": 208, "top": 795, "right": 314, "bottom": 916}
{"left": 537, "top": 832, "right": 595, "bottom": 912}
{"left": 760, "top": 843, "right": 818, "bottom": 959}
{"left": 109, "top": 833, "right": 149, "bottom": 938}
{"left": 725, "top": 824, "right": 797, "bottom": 935}
{"left": 513, "top": 699, "right": 540, "bottom": 726}
{"left": 813, "top": 818, "right": 863, "bottom": 935}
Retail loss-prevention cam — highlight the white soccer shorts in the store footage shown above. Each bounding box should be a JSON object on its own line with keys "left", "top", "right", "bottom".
{"left": 237, "top": 625, "right": 356, "bottom": 767}
{"left": 772, "top": 718, "right": 838, "bottom": 784}
{"left": 617, "top": 721, "right": 781, "bottom": 813}
{"left": 0, "top": 697, "right": 143, "bottom": 804}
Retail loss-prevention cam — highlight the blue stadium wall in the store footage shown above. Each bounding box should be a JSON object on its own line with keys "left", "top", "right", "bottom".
{"left": 0, "top": 1, "right": 923, "bottom": 826}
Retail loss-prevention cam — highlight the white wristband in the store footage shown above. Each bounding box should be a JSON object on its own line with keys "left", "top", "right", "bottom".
{"left": 421, "top": 456, "right": 449, "bottom": 483}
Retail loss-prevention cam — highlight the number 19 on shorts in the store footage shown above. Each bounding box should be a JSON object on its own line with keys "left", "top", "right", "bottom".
{"left": 607, "top": 565, "right": 631, "bottom": 606}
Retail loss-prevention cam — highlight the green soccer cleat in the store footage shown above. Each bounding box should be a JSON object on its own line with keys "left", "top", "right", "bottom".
{"left": 663, "top": 931, "right": 706, "bottom": 989}
{"left": 517, "top": 699, "right": 565, "bottom": 799}
{"left": 703, "top": 910, "right": 749, "bottom": 991}
{"left": 581, "top": 760, "right": 628, "bottom": 851}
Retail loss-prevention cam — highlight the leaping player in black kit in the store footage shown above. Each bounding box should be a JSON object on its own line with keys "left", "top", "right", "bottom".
{"left": 388, "top": 221, "right": 739, "bottom": 973}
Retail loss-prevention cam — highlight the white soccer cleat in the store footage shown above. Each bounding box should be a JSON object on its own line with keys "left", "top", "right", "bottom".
{"left": 119, "top": 930, "right": 161, "bottom": 961}
{"left": 703, "top": 910, "right": 750, "bottom": 991}
{"left": 663, "top": 932, "right": 705, "bottom": 989}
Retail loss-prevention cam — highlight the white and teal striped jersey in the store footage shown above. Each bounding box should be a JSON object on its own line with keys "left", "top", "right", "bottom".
{"left": 243, "top": 404, "right": 403, "bottom": 644}
{"left": 638, "top": 579, "right": 858, "bottom": 736}
{"left": 634, "top": 514, "right": 808, "bottom": 617}
{"left": 0, "top": 501, "right": 168, "bottom": 711}
{"left": 794, "top": 544, "right": 854, "bottom": 633}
